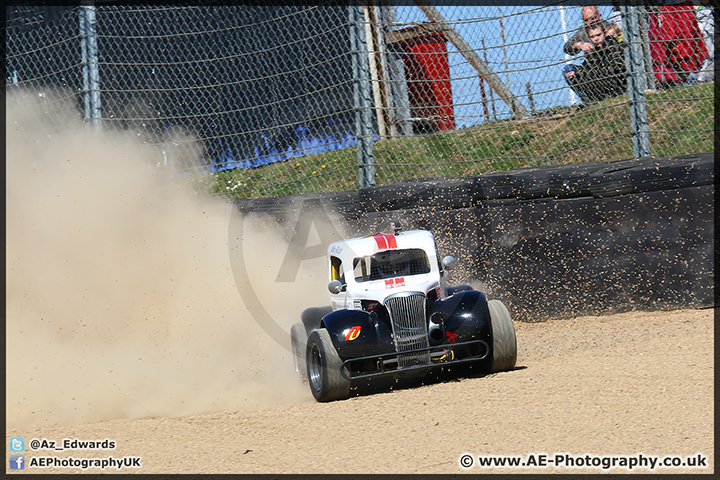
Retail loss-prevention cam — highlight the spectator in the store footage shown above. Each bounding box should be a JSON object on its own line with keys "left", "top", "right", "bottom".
{"left": 564, "top": 6, "right": 612, "bottom": 56}
{"left": 647, "top": 0, "right": 708, "bottom": 86}
{"left": 605, "top": 23, "right": 621, "bottom": 41}
{"left": 564, "top": 23, "right": 627, "bottom": 103}
{"left": 609, "top": 1, "right": 623, "bottom": 31}
{"left": 695, "top": 0, "right": 714, "bottom": 83}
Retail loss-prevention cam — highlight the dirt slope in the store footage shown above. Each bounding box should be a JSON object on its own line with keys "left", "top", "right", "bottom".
{"left": 7, "top": 307, "right": 713, "bottom": 474}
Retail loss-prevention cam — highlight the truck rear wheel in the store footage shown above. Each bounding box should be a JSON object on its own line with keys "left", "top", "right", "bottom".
{"left": 487, "top": 300, "right": 517, "bottom": 372}
{"left": 306, "top": 328, "right": 351, "bottom": 402}
{"left": 290, "top": 322, "right": 308, "bottom": 383}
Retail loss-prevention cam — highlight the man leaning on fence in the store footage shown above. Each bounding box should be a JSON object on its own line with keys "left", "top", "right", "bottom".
{"left": 564, "top": 22, "right": 627, "bottom": 103}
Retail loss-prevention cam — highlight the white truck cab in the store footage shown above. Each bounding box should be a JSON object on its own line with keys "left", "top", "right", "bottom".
{"left": 326, "top": 226, "right": 455, "bottom": 311}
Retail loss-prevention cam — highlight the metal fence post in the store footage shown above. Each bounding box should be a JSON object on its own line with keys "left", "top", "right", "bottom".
{"left": 621, "top": 4, "right": 651, "bottom": 158}
{"left": 637, "top": 5, "right": 656, "bottom": 92}
{"left": 350, "top": 4, "right": 376, "bottom": 188}
{"left": 80, "top": 2, "right": 102, "bottom": 129}
{"left": 380, "top": 5, "right": 413, "bottom": 137}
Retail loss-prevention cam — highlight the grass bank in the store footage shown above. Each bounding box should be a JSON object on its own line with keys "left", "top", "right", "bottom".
{"left": 205, "top": 82, "right": 713, "bottom": 199}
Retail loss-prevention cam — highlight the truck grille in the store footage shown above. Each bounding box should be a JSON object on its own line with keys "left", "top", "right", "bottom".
{"left": 384, "top": 292, "right": 430, "bottom": 367}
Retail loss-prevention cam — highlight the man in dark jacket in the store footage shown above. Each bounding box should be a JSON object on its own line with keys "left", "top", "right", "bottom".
{"left": 565, "top": 23, "right": 627, "bottom": 103}
{"left": 564, "top": 5, "right": 612, "bottom": 55}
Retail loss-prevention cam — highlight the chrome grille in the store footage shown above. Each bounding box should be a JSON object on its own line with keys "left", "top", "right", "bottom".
{"left": 384, "top": 293, "right": 430, "bottom": 367}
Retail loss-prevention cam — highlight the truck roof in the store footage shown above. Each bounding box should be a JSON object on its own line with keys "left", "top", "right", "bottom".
{"left": 328, "top": 229, "right": 438, "bottom": 260}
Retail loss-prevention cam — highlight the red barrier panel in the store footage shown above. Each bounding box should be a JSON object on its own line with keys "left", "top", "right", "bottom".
{"left": 399, "top": 32, "right": 455, "bottom": 133}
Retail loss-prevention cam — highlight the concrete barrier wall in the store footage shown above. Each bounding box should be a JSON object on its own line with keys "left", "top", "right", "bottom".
{"left": 232, "top": 152, "right": 715, "bottom": 321}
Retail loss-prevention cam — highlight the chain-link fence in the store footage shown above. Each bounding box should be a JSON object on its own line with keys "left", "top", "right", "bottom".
{"left": 6, "top": 2, "right": 714, "bottom": 199}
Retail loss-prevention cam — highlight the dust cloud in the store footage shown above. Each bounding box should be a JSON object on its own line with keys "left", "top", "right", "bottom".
{"left": 5, "top": 92, "right": 323, "bottom": 430}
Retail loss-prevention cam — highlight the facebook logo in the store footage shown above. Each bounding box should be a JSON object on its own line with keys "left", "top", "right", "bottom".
{"left": 9, "top": 455, "right": 25, "bottom": 470}
{"left": 9, "top": 437, "right": 25, "bottom": 452}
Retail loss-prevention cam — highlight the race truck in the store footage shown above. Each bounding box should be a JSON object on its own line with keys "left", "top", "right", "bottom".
{"left": 290, "top": 223, "right": 517, "bottom": 402}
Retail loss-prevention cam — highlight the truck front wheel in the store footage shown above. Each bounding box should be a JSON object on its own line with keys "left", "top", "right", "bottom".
{"left": 487, "top": 300, "right": 517, "bottom": 373}
{"left": 306, "top": 328, "right": 351, "bottom": 402}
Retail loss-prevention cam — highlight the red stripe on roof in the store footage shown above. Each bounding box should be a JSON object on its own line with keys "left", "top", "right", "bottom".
{"left": 374, "top": 234, "right": 397, "bottom": 250}
{"left": 373, "top": 234, "right": 387, "bottom": 249}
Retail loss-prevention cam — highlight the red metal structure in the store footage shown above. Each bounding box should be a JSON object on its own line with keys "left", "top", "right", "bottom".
{"left": 399, "top": 32, "right": 456, "bottom": 133}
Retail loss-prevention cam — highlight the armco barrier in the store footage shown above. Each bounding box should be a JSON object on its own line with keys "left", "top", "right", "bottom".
{"left": 232, "top": 152, "right": 714, "bottom": 321}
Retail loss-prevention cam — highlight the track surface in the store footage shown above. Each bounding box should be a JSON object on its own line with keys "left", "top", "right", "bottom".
{"left": 6, "top": 307, "right": 713, "bottom": 474}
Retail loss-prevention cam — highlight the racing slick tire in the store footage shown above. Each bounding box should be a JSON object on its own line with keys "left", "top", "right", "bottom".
{"left": 306, "top": 328, "right": 351, "bottom": 402}
{"left": 290, "top": 322, "right": 308, "bottom": 383}
{"left": 487, "top": 300, "right": 517, "bottom": 373}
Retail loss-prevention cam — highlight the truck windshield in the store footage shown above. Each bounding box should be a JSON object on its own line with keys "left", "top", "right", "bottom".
{"left": 353, "top": 248, "right": 431, "bottom": 282}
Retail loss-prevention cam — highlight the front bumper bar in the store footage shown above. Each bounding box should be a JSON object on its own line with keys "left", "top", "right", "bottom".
{"left": 340, "top": 339, "right": 489, "bottom": 380}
